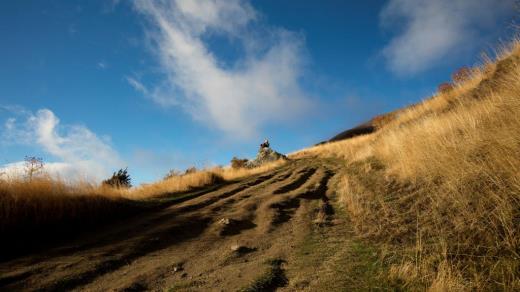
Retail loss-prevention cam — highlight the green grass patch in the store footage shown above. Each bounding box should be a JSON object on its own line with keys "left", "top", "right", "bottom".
{"left": 289, "top": 193, "right": 403, "bottom": 291}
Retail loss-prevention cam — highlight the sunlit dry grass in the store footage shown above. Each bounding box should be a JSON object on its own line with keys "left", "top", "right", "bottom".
{"left": 299, "top": 39, "right": 520, "bottom": 290}
{"left": 123, "top": 159, "right": 286, "bottom": 199}
{"left": 119, "top": 170, "right": 223, "bottom": 200}
{"left": 216, "top": 159, "right": 286, "bottom": 181}
{"left": 0, "top": 177, "right": 127, "bottom": 234}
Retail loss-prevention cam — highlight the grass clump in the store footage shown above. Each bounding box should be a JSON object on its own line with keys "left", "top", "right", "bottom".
{"left": 240, "top": 258, "right": 287, "bottom": 292}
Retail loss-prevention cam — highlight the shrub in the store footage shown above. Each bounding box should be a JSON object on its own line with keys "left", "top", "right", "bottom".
{"left": 437, "top": 82, "right": 453, "bottom": 93}
{"left": 231, "top": 157, "right": 249, "bottom": 169}
{"left": 102, "top": 168, "right": 131, "bottom": 188}
{"left": 184, "top": 167, "right": 197, "bottom": 174}
{"left": 24, "top": 156, "right": 44, "bottom": 181}
{"left": 451, "top": 66, "right": 472, "bottom": 83}
{"left": 164, "top": 169, "right": 181, "bottom": 180}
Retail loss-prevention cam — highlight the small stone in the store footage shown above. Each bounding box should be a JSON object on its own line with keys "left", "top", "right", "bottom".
{"left": 230, "top": 244, "right": 242, "bottom": 252}
{"left": 219, "top": 218, "right": 231, "bottom": 225}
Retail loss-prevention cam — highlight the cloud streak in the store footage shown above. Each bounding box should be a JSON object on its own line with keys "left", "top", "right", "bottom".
{"left": 380, "top": 0, "right": 516, "bottom": 75}
{"left": 132, "top": 0, "right": 309, "bottom": 138}
{"left": 1, "top": 109, "right": 123, "bottom": 182}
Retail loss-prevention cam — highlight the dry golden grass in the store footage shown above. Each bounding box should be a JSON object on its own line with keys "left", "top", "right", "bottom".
{"left": 298, "top": 40, "right": 520, "bottom": 290}
{"left": 0, "top": 177, "right": 130, "bottom": 236}
{"left": 217, "top": 159, "right": 286, "bottom": 181}
{"left": 114, "top": 160, "right": 285, "bottom": 200}
{"left": 118, "top": 170, "right": 223, "bottom": 200}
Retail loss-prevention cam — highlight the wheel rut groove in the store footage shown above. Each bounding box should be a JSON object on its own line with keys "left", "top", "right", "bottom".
{"left": 206, "top": 168, "right": 297, "bottom": 213}
{"left": 298, "top": 169, "right": 335, "bottom": 201}
{"left": 40, "top": 216, "right": 211, "bottom": 291}
{"left": 272, "top": 167, "right": 317, "bottom": 194}
{"left": 174, "top": 170, "right": 282, "bottom": 214}
{"left": 0, "top": 268, "right": 43, "bottom": 288}
{"left": 269, "top": 168, "right": 335, "bottom": 227}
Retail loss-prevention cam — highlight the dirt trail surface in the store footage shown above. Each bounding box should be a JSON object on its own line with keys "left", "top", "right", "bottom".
{"left": 0, "top": 158, "right": 385, "bottom": 291}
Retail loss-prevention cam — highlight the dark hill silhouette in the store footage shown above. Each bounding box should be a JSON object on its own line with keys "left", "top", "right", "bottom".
{"left": 328, "top": 121, "right": 375, "bottom": 142}
{"left": 317, "top": 111, "right": 398, "bottom": 145}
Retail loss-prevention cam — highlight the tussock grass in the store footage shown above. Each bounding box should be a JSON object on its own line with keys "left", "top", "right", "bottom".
{"left": 299, "top": 40, "right": 520, "bottom": 290}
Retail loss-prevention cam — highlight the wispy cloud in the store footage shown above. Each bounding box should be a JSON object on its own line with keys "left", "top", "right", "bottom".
{"left": 97, "top": 61, "right": 107, "bottom": 69}
{"left": 1, "top": 108, "right": 123, "bottom": 182}
{"left": 126, "top": 76, "right": 148, "bottom": 94}
{"left": 131, "top": 0, "right": 309, "bottom": 138}
{"left": 380, "top": 0, "right": 516, "bottom": 75}
{"left": 125, "top": 76, "right": 180, "bottom": 107}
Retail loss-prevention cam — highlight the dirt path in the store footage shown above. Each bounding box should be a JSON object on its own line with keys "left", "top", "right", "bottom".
{"left": 0, "top": 158, "right": 386, "bottom": 291}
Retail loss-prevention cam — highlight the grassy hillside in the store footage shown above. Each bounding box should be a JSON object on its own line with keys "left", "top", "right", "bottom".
{"left": 293, "top": 40, "right": 520, "bottom": 290}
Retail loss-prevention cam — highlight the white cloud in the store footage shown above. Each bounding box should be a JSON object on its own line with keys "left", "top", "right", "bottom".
{"left": 126, "top": 76, "right": 180, "bottom": 107}
{"left": 0, "top": 161, "right": 99, "bottom": 182}
{"left": 126, "top": 76, "right": 148, "bottom": 94}
{"left": 1, "top": 109, "right": 124, "bottom": 182}
{"left": 97, "top": 61, "right": 107, "bottom": 69}
{"left": 132, "top": 0, "right": 309, "bottom": 138}
{"left": 380, "top": 0, "right": 516, "bottom": 75}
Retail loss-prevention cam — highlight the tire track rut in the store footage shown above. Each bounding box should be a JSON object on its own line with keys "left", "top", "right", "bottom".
{"left": 272, "top": 167, "right": 317, "bottom": 194}
{"left": 267, "top": 167, "right": 335, "bottom": 228}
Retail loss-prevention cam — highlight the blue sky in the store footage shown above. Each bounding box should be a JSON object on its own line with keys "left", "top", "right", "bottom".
{"left": 0, "top": 0, "right": 517, "bottom": 184}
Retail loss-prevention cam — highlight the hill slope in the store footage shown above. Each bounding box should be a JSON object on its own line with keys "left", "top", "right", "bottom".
{"left": 293, "top": 40, "right": 520, "bottom": 290}
{"left": 0, "top": 158, "right": 394, "bottom": 291}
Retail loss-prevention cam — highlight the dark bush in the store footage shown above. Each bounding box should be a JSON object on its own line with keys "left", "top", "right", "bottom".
{"left": 184, "top": 167, "right": 197, "bottom": 174}
{"left": 102, "top": 168, "right": 131, "bottom": 188}
{"left": 231, "top": 157, "right": 249, "bottom": 169}
{"left": 437, "top": 82, "right": 453, "bottom": 94}
{"left": 452, "top": 67, "right": 472, "bottom": 84}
